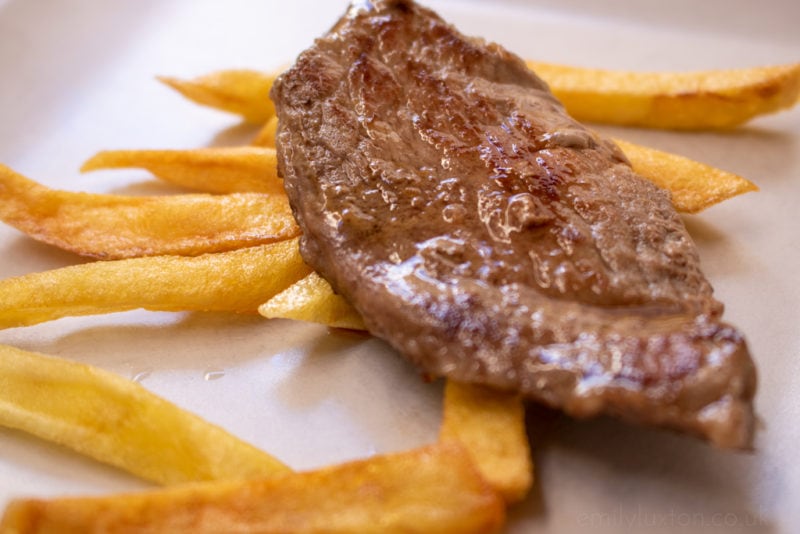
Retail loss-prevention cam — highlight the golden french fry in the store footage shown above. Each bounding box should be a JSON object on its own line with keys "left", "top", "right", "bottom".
{"left": 0, "top": 165, "right": 299, "bottom": 259}
{"left": 0, "top": 442, "right": 505, "bottom": 534}
{"left": 81, "top": 147, "right": 284, "bottom": 195}
{"left": 78, "top": 141, "right": 752, "bottom": 213}
{"left": 0, "top": 345, "right": 289, "bottom": 485}
{"left": 0, "top": 238, "right": 311, "bottom": 329}
{"left": 615, "top": 139, "right": 758, "bottom": 213}
{"left": 169, "top": 63, "right": 800, "bottom": 131}
{"left": 158, "top": 70, "right": 276, "bottom": 123}
{"left": 258, "top": 272, "right": 365, "bottom": 330}
{"left": 440, "top": 381, "right": 533, "bottom": 503}
{"left": 530, "top": 60, "right": 800, "bottom": 129}
{"left": 252, "top": 116, "right": 279, "bottom": 148}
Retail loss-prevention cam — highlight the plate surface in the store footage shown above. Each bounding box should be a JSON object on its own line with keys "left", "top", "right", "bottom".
{"left": 0, "top": 1, "right": 798, "bottom": 532}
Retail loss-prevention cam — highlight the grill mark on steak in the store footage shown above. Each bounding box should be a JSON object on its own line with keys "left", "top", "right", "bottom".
{"left": 271, "top": 0, "right": 756, "bottom": 448}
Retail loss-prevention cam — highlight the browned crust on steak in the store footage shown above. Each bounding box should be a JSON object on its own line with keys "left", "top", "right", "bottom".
{"left": 271, "top": 0, "right": 756, "bottom": 448}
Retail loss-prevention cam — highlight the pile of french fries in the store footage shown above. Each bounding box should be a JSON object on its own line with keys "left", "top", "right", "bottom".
{"left": 0, "top": 59, "right": 797, "bottom": 533}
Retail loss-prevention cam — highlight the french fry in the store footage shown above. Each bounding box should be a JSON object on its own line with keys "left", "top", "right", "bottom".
{"left": 81, "top": 147, "right": 284, "bottom": 195}
{"left": 440, "top": 381, "right": 532, "bottom": 504}
{"left": 258, "top": 272, "right": 365, "bottom": 330}
{"left": 616, "top": 139, "right": 757, "bottom": 213}
{"left": 166, "top": 64, "right": 800, "bottom": 131}
{"left": 158, "top": 70, "right": 276, "bottom": 123}
{"left": 252, "top": 116, "right": 279, "bottom": 148}
{"left": 0, "top": 442, "right": 505, "bottom": 534}
{"left": 0, "top": 238, "right": 311, "bottom": 329}
{"left": 0, "top": 165, "right": 299, "bottom": 259}
{"left": 0, "top": 345, "right": 289, "bottom": 485}
{"left": 529, "top": 60, "right": 800, "bottom": 129}
{"left": 80, "top": 142, "right": 755, "bottom": 215}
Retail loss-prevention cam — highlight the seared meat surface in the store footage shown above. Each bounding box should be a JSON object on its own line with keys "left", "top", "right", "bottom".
{"left": 271, "top": 0, "right": 756, "bottom": 448}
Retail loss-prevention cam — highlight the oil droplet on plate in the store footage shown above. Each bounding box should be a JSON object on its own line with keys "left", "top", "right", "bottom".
{"left": 204, "top": 368, "right": 225, "bottom": 381}
{"left": 131, "top": 368, "right": 153, "bottom": 383}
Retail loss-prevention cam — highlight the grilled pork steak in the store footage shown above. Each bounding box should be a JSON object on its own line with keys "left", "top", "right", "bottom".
{"left": 271, "top": 0, "right": 756, "bottom": 448}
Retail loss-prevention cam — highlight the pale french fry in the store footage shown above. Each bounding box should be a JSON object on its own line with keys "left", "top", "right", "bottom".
{"left": 0, "top": 345, "right": 289, "bottom": 485}
{"left": 252, "top": 116, "right": 279, "bottom": 148}
{"left": 0, "top": 238, "right": 312, "bottom": 329}
{"left": 81, "top": 147, "right": 284, "bottom": 195}
{"left": 0, "top": 165, "right": 299, "bottom": 259}
{"left": 258, "top": 272, "right": 365, "bottom": 330}
{"left": 615, "top": 139, "right": 758, "bottom": 213}
{"left": 158, "top": 70, "right": 276, "bottom": 123}
{"left": 440, "top": 381, "right": 532, "bottom": 504}
{"left": 0, "top": 442, "right": 505, "bottom": 534}
{"left": 529, "top": 60, "right": 800, "bottom": 129}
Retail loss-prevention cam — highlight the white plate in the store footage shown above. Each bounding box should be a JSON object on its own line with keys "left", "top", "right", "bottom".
{"left": 0, "top": 1, "right": 798, "bottom": 532}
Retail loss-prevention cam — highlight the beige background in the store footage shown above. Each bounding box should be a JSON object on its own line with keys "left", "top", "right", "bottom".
{"left": 0, "top": 1, "right": 797, "bottom": 532}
